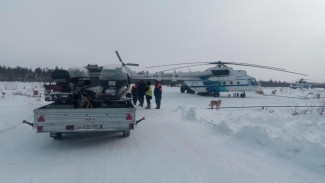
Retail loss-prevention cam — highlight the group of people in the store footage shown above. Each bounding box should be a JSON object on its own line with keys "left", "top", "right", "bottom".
{"left": 131, "top": 80, "right": 162, "bottom": 109}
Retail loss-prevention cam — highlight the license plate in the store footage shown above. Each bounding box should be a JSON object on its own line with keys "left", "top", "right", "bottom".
{"left": 75, "top": 124, "right": 103, "bottom": 130}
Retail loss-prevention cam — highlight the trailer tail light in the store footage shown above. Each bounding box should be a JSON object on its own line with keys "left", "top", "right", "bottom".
{"left": 66, "top": 125, "right": 74, "bottom": 130}
{"left": 126, "top": 114, "right": 132, "bottom": 120}
{"left": 38, "top": 116, "right": 45, "bottom": 122}
{"left": 129, "top": 123, "right": 134, "bottom": 129}
{"left": 37, "top": 126, "right": 43, "bottom": 132}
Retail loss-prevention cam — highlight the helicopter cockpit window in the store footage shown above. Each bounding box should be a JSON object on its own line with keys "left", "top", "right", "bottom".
{"left": 211, "top": 69, "right": 230, "bottom": 76}
{"left": 223, "top": 82, "right": 226, "bottom": 85}
{"left": 251, "top": 79, "right": 258, "bottom": 86}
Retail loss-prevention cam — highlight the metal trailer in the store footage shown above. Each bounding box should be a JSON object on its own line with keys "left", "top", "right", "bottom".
{"left": 33, "top": 103, "right": 136, "bottom": 139}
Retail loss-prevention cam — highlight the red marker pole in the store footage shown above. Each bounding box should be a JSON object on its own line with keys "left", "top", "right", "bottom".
{"left": 2, "top": 91, "right": 5, "bottom": 98}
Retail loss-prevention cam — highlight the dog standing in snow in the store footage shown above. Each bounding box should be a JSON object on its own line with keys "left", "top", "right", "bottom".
{"left": 209, "top": 100, "right": 222, "bottom": 110}
{"left": 272, "top": 90, "right": 277, "bottom": 95}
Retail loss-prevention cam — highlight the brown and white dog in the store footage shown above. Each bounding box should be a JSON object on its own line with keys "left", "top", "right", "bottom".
{"left": 209, "top": 100, "right": 222, "bottom": 110}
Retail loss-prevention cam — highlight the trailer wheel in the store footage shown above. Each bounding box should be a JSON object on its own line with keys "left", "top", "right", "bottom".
{"left": 51, "top": 132, "right": 62, "bottom": 140}
{"left": 122, "top": 130, "right": 130, "bottom": 137}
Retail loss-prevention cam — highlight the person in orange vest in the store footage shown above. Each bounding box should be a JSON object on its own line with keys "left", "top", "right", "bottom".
{"left": 154, "top": 81, "right": 162, "bottom": 109}
{"left": 131, "top": 84, "right": 138, "bottom": 105}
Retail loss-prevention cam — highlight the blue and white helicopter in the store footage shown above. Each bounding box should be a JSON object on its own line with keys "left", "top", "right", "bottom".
{"left": 115, "top": 51, "right": 308, "bottom": 98}
{"left": 290, "top": 79, "right": 311, "bottom": 89}
{"left": 145, "top": 61, "right": 308, "bottom": 97}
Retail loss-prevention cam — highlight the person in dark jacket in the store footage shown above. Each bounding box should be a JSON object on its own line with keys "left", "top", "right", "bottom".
{"left": 154, "top": 81, "right": 162, "bottom": 109}
{"left": 131, "top": 84, "right": 138, "bottom": 105}
{"left": 145, "top": 81, "right": 152, "bottom": 109}
{"left": 137, "top": 80, "right": 146, "bottom": 107}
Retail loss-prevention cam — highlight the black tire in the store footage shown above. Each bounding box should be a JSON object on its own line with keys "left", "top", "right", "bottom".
{"left": 198, "top": 92, "right": 209, "bottom": 96}
{"left": 122, "top": 130, "right": 130, "bottom": 137}
{"left": 213, "top": 91, "right": 220, "bottom": 97}
{"left": 180, "top": 84, "right": 187, "bottom": 93}
{"left": 188, "top": 89, "right": 195, "bottom": 94}
{"left": 186, "top": 86, "right": 195, "bottom": 94}
{"left": 52, "top": 132, "right": 62, "bottom": 140}
{"left": 240, "top": 92, "right": 246, "bottom": 98}
{"left": 180, "top": 86, "right": 186, "bottom": 93}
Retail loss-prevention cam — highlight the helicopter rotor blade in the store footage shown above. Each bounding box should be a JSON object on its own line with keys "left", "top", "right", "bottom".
{"left": 272, "top": 70, "right": 308, "bottom": 76}
{"left": 146, "top": 62, "right": 212, "bottom": 68}
{"left": 147, "top": 61, "right": 287, "bottom": 71}
{"left": 157, "top": 63, "right": 212, "bottom": 72}
{"left": 146, "top": 60, "right": 308, "bottom": 76}
{"left": 222, "top": 62, "right": 286, "bottom": 71}
{"left": 115, "top": 51, "right": 139, "bottom": 67}
{"left": 126, "top": 63, "right": 139, "bottom": 66}
{"left": 115, "top": 50, "right": 125, "bottom": 66}
{"left": 220, "top": 61, "right": 307, "bottom": 76}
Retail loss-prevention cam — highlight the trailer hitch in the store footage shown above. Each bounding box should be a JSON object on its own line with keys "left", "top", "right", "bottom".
{"left": 22, "top": 120, "right": 34, "bottom": 127}
{"left": 136, "top": 117, "right": 145, "bottom": 125}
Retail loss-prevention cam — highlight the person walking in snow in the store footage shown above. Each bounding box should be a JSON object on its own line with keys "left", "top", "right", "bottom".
{"left": 137, "top": 80, "right": 146, "bottom": 107}
{"left": 154, "top": 81, "right": 162, "bottom": 109}
{"left": 145, "top": 81, "right": 152, "bottom": 109}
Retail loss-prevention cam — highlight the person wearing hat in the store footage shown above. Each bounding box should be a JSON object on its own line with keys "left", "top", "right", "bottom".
{"left": 154, "top": 81, "right": 162, "bottom": 109}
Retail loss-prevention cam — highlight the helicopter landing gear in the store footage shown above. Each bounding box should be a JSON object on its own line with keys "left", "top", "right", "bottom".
{"left": 213, "top": 91, "right": 220, "bottom": 97}
{"left": 180, "top": 84, "right": 195, "bottom": 94}
{"left": 233, "top": 92, "right": 246, "bottom": 98}
{"left": 180, "top": 86, "right": 186, "bottom": 93}
{"left": 240, "top": 92, "right": 246, "bottom": 98}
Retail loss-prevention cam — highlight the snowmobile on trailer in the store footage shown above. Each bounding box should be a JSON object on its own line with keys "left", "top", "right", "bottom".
{"left": 24, "top": 63, "right": 144, "bottom": 139}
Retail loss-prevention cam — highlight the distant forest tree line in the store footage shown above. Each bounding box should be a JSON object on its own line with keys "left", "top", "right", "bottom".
{"left": 259, "top": 80, "right": 290, "bottom": 87}
{"left": 0, "top": 65, "right": 58, "bottom": 82}
{"left": 0, "top": 65, "right": 294, "bottom": 87}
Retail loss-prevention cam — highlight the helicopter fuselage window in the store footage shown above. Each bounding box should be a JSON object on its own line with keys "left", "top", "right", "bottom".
{"left": 251, "top": 79, "right": 257, "bottom": 86}
{"left": 237, "top": 81, "right": 240, "bottom": 85}
{"left": 223, "top": 82, "right": 226, "bottom": 85}
{"left": 230, "top": 81, "right": 233, "bottom": 85}
{"left": 211, "top": 69, "right": 230, "bottom": 76}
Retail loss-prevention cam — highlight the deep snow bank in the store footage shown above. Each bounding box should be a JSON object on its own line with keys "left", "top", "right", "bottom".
{"left": 177, "top": 105, "right": 325, "bottom": 175}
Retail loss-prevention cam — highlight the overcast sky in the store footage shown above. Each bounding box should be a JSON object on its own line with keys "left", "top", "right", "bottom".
{"left": 1, "top": 0, "right": 325, "bottom": 82}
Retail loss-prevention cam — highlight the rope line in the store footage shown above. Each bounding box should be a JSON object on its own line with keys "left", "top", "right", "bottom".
{"left": 206, "top": 105, "right": 325, "bottom": 109}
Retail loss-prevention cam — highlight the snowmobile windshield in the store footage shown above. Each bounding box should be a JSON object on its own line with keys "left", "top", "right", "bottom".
{"left": 99, "top": 65, "right": 128, "bottom": 81}
{"left": 68, "top": 67, "right": 89, "bottom": 78}
{"left": 99, "top": 65, "right": 129, "bottom": 88}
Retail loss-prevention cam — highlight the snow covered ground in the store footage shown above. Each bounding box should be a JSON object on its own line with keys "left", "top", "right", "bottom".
{"left": 1, "top": 82, "right": 325, "bottom": 183}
